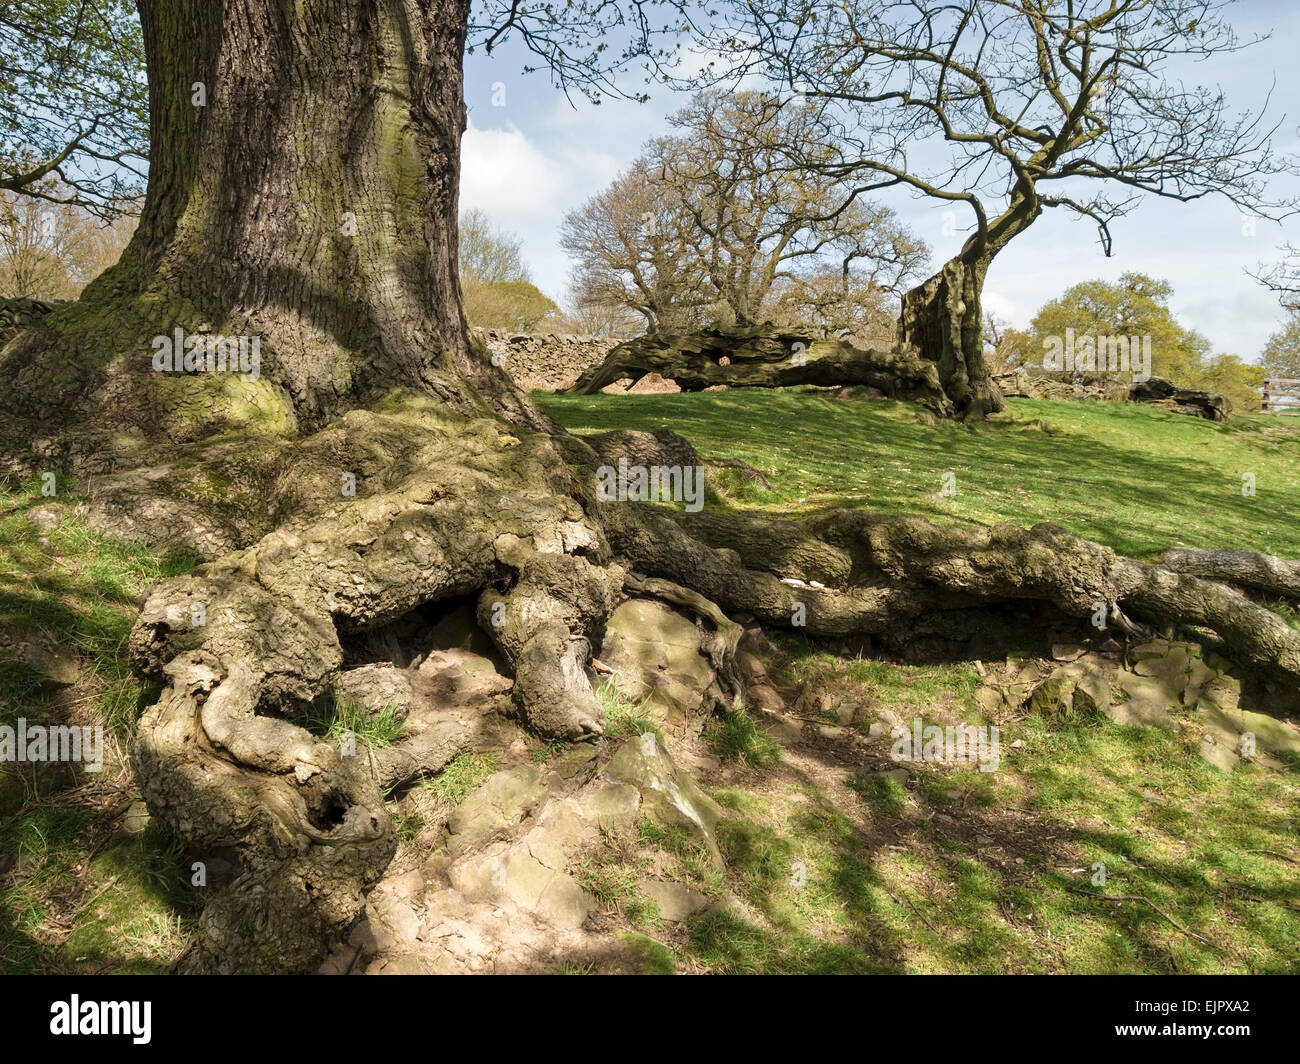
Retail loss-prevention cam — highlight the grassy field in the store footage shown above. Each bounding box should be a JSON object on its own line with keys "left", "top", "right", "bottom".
{"left": 2, "top": 391, "right": 1298, "bottom": 973}
{"left": 539, "top": 390, "right": 1300, "bottom": 558}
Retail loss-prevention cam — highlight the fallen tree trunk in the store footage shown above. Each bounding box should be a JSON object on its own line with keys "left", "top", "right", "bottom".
{"left": 564, "top": 325, "right": 954, "bottom": 416}
{"left": 1130, "top": 378, "right": 1231, "bottom": 421}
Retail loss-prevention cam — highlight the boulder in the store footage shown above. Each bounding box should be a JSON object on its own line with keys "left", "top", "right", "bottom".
{"left": 599, "top": 598, "right": 721, "bottom": 731}
{"left": 603, "top": 736, "right": 725, "bottom": 862}
{"left": 336, "top": 663, "right": 413, "bottom": 718}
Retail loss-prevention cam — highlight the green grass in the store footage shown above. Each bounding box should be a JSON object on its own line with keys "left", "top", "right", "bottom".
{"left": 596, "top": 681, "right": 663, "bottom": 744}
{"left": 420, "top": 752, "right": 498, "bottom": 804}
{"left": 0, "top": 475, "right": 200, "bottom": 737}
{"left": 667, "top": 637, "right": 1300, "bottom": 975}
{"left": 539, "top": 389, "right": 1300, "bottom": 558}
{"left": 706, "top": 709, "right": 781, "bottom": 767}
{"left": 300, "top": 692, "right": 405, "bottom": 748}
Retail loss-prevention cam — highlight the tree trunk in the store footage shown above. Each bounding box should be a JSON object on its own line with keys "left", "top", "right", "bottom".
{"left": 0, "top": 0, "right": 548, "bottom": 468}
{"left": 899, "top": 254, "right": 1005, "bottom": 419}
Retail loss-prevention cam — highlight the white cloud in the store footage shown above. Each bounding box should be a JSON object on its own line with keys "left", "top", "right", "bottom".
{"left": 460, "top": 123, "right": 569, "bottom": 225}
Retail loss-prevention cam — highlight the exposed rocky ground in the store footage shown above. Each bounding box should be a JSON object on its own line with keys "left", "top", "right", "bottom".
{"left": 312, "top": 602, "right": 1298, "bottom": 976}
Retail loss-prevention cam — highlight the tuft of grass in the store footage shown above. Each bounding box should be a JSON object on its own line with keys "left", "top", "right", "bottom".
{"left": 300, "top": 693, "right": 405, "bottom": 748}
{"left": 706, "top": 709, "right": 781, "bottom": 767}
{"left": 422, "top": 752, "right": 498, "bottom": 804}
{"left": 596, "top": 681, "right": 663, "bottom": 744}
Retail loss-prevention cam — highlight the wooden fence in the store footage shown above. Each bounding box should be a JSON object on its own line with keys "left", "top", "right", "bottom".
{"left": 1262, "top": 378, "right": 1300, "bottom": 413}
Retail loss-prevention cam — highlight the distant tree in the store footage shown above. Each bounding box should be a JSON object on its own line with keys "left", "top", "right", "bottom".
{"left": 1, "top": 0, "right": 147, "bottom": 216}
{"left": 0, "top": 189, "right": 136, "bottom": 299}
{"left": 982, "top": 312, "right": 1034, "bottom": 375}
{"left": 1195, "top": 353, "right": 1264, "bottom": 411}
{"left": 561, "top": 90, "right": 928, "bottom": 333}
{"left": 459, "top": 209, "right": 526, "bottom": 285}
{"left": 1261, "top": 309, "right": 1300, "bottom": 380}
{"left": 561, "top": 161, "right": 714, "bottom": 334}
{"left": 458, "top": 210, "right": 559, "bottom": 331}
{"left": 1028, "top": 274, "right": 1211, "bottom": 383}
{"left": 463, "top": 278, "right": 560, "bottom": 332}
{"left": 703, "top": 0, "right": 1297, "bottom": 416}
{"left": 764, "top": 271, "right": 897, "bottom": 345}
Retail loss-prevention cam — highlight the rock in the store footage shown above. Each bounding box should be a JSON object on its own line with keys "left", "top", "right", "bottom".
{"left": 550, "top": 743, "right": 598, "bottom": 781}
{"left": 28, "top": 506, "right": 62, "bottom": 533}
{"left": 637, "top": 879, "right": 710, "bottom": 922}
{"left": 1199, "top": 675, "right": 1242, "bottom": 712}
{"left": 1194, "top": 699, "right": 1300, "bottom": 771}
{"left": 385, "top": 868, "right": 426, "bottom": 903}
{"left": 746, "top": 681, "right": 785, "bottom": 714}
{"left": 1051, "top": 644, "right": 1085, "bottom": 662}
{"left": 370, "top": 895, "right": 422, "bottom": 947}
{"left": 602, "top": 736, "right": 725, "bottom": 860}
{"left": 336, "top": 662, "right": 413, "bottom": 718}
{"left": 1132, "top": 643, "right": 1191, "bottom": 691}
{"left": 446, "top": 765, "right": 548, "bottom": 855}
{"left": 600, "top": 598, "right": 720, "bottom": 731}
{"left": 1071, "top": 667, "right": 1111, "bottom": 718}
{"left": 973, "top": 686, "right": 1004, "bottom": 715}
{"left": 875, "top": 707, "right": 905, "bottom": 730}
{"left": 759, "top": 711, "right": 802, "bottom": 744}
{"left": 735, "top": 650, "right": 769, "bottom": 682}
{"left": 451, "top": 842, "right": 593, "bottom": 929}
{"left": 578, "top": 782, "right": 642, "bottom": 828}
{"left": 1198, "top": 733, "right": 1240, "bottom": 773}
{"left": 1107, "top": 672, "right": 1178, "bottom": 730}
{"left": 366, "top": 953, "right": 434, "bottom": 975}
{"left": 1129, "top": 376, "right": 1231, "bottom": 421}
{"left": 1028, "top": 666, "right": 1078, "bottom": 716}
{"left": 817, "top": 724, "right": 848, "bottom": 740}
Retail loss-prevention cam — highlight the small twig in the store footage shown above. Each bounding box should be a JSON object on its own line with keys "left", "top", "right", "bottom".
{"left": 1233, "top": 849, "right": 1299, "bottom": 865}
{"left": 890, "top": 890, "right": 940, "bottom": 935}
{"left": 167, "top": 938, "right": 196, "bottom": 975}
{"left": 1067, "top": 887, "right": 1215, "bottom": 947}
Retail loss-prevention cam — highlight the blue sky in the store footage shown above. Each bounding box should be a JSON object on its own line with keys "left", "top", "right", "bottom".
{"left": 461, "top": 0, "right": 1300, "bottom": 360}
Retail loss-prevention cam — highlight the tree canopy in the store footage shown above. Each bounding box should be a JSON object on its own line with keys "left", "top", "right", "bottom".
{"left": 0, "top": 0, "right": 147, "bottom": 216}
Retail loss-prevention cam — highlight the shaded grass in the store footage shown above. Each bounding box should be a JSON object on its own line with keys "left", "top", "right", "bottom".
{"left": 0, "top": 476, "right": 200, "bottom": 737}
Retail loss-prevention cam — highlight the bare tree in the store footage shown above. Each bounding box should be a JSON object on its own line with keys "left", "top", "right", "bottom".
{"left": 562, "top": 160, "right": 717, "bottom": 332}
{"left": 701, "top": 0, "right": 1297, "bottom": 417}
{"left": 0, "top": 189, "right": 137, "bottom": 299}
{"left": 564, "top": 90, "right": 928, "bottom": 333}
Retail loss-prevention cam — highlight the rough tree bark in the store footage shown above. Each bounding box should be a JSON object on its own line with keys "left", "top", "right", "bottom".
{"left": 0, "top": 0, "right": 549, "bottom": 475}
{"left": 898, "top": 254, "right": 1004, "bottom": 419}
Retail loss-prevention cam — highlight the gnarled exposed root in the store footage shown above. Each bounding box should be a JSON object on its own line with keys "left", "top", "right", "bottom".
{"left": 475, "top": 538, "right": 624, "bottom": 739}
{"left": 1158, "top": 547, "right": 1300, "bottom": 603}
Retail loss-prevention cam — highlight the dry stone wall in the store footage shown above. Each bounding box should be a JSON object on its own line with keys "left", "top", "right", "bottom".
{"left": 476, "top": 329, "right": 625, "bottom": 391}
{"left": 0, "top": 297, "right": 66, "bottom": 347}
